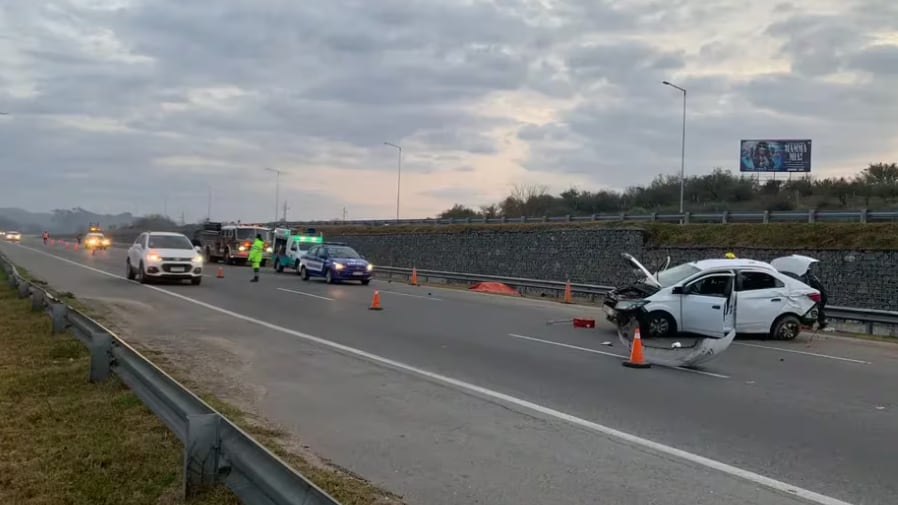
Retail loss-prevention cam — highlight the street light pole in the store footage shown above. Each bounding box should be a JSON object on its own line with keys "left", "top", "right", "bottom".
{"left": 662, "top": 81, "right": 687, "bottom": 215}
{"left": 384, "top": 142, "right": 402, "bottom": 220}
{"left": 264, "top": 167, "right": 282, "bottom": 224}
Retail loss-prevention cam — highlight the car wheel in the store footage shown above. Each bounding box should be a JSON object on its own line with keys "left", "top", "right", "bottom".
{"left": 361, "top": 279, "right": 370, "bottom": 286}
{"left": 300, "top": 266, "right": 309, "bottom": 280}
{"left": 294, "top": 260, "right": 301, "bottom": 274}
{"left": 276, "top": 261, "right": 284, "bottom": 273}
{"left": 126, "top": 259, "right": 135, "bottom": 280}
{"left": 770, "top": 314, "right": 801, "bottom": 340}
{"left": 137, "top": 262, "right": 149, "bottom": 284}
{"left": 191, "top": 277, "right": 202, "bottom": 286}
{"left": 325, "top": 269, "right": 334, "bottom": 284}
{"left": 639, "top": 311, "right": 676, "bottom": 339}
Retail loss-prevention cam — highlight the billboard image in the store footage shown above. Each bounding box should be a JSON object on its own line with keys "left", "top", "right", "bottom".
{"left": 740, "top": 139, "right": 812, "bottom": 172}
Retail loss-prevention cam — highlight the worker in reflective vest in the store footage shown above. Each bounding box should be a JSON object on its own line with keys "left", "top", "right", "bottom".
{"left": 248, "top": 234, "right": 265, "bottom": 282}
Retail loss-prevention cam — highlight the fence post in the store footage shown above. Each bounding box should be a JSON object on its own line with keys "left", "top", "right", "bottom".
{"left": 183, "top": 413, "right": 222, "bottom": 499}
{"left": 88, "top": 331, "right": 112, "bottom": 383}
{"left": 31, "top": 289, "right": 45, "bottom": 312}
{"left": 49, "top": 303, "right": 68, "bottom": 334}
{"left": 17, "top": 281, "right": 30, "bottom": 299}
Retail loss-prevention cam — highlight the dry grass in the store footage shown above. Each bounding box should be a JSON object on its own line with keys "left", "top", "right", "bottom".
{"left": 0, "top": 271, "right": 239, "bottom": 505}
{"left": 313, "top": 222, "right": 898, "bottom": 249}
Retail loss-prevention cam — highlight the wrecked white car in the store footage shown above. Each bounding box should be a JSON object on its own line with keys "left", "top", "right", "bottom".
{"left": 604, "top": 254, "right": 822, "bottom": 347}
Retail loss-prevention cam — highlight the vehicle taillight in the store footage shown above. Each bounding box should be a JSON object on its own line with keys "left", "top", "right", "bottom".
{"left": 808, "top": 292, "right": 822, "bottom": 303}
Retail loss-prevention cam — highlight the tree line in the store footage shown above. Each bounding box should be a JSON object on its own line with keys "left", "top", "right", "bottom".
{"left": 438, "top": 163, "right": 898, "bottom": 219}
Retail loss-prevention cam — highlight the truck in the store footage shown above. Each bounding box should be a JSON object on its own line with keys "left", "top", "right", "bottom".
{"left": 272, "top": 227, "right": 323, "bottom": 273}
{"left": 192, "top": 222, "right": 273, "bottom": 266}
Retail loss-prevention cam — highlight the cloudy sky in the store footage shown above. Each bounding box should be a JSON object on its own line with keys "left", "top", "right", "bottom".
{"left": 0, "top": 0, "right": 896, "bottom": 222}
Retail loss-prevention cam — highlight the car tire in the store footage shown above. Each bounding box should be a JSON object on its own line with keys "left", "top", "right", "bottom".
{"left": 137, "top": 262, "right": 149, "bottom": 284}
{"left": 325, "top": 269, "right": 334, "bottom": 284}
{"left": 361, "top": 279, "right": 370, "bottom": 286}
{"left": 126, "top": 259, "right": 135, "bottom": 280}
{"left": 276, "top": 261, "right": 284, "bottom": 273}
{"left": 191, "top": 277, "right": 202, "bottom": 286}
{"left": 770, "top": 314, "right": 801, "bottom": 340}
{"left": 300, "top": 266, "right": 309, "bottom": 280}
{"left": 639, "top": 310, "right": 676, "bottom": 339}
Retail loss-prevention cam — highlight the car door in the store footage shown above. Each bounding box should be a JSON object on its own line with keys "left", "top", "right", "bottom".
{"left": 734, "top": 270, "right": 788, "bottom": 333}
{"left": 130, "top": 234, "right": 145, "bottom": 265}
{"left": 303, "top": 246, "right": 320, "bottom": 272}
{"left": 678, "top": 272, "right": 736, "bottom": 338}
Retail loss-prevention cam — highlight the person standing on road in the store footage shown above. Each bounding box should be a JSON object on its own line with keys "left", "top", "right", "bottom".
{"left": 248, "top": 233, "right": 264, "bottom": 282}
{"left": 801, "top": 267, "right": 828, "bottom": 330}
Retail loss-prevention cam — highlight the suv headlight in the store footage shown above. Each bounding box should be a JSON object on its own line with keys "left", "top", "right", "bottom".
{"left": 192, "top": 255, "right": 204, "bottom": 263}
{"left": 146, "top": 254, "right": 161, "bottom": 262}
{"left": 333, "top": 263, "right": 345, "bottom": 270}
{"left": 366, "top": 264, "right": 373, "bottom": 271}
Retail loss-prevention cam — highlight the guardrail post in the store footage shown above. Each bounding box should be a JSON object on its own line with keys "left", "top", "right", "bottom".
{"left": 763, "top": 210, "right": 770, "bottom": 224}
{"left": 17, "top": 281, "right": 30, "bottom": 299}
{"left": 808, "top": 209, "right": 816, "bottom": 223}
{"left": 721, "top": 211, "right": 729, "bottom": 224}
{"left": 860, "top": 208, "right": 868, "bottom": 223}
{"left": 683, "top": 212, "right": 691, "bottom": 224}
{"left": 520, "top": 216, "right": 527, "bottom": 223}
{"left": 651, "top": 212, "right": 657, "bottom": 222}
{"left": 183, "top": 413, "right": 222, "bottom": 498}
{"left": 88, "top": 331, "right": 112, "bottom": 383}
{"left": 31, "top": 289, "right": 45, "bottom": 312}
{"left": 49, "top": 303, "right": 68, "bottom": 334}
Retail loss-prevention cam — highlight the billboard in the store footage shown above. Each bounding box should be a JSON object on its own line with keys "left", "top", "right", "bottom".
{"left": 740, "top": 139, "right": 812, "bottom": 172}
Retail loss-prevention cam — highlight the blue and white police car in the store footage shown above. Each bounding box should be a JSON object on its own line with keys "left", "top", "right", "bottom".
{"left": 299, "top": 242, "right": 373, "bottom": 285}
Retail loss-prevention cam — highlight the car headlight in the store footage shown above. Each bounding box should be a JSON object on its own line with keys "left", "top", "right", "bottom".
{"left": 333, "top": 263, "right": 345, "bottom": 270}
{"left": 266, "top": 247, "right": 273, "bottom": 253}
{"left": 615, "top": 299, "right": 649, "bottom": 311}
{"left": 192, "top": 254, "right": 204, "bottom": 263}
{"left": 102, "top": 239, "right": 111, "bottom": 245}
{"left": 366, "top": 264, "right": 373, "bottom": 271}
{"left": 146, "top": 254, "right": 161, "bottom": 262}
{"left": 238, "top": 246, "right": 246, "bottom": 252}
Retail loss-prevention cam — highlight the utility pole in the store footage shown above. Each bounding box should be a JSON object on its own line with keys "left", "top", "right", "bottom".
{"left": 264, "top": 167, "right": 284, "bottom": 224}
{"left": 207, "top": 185, "right": 212, "bottom": 222}
{"left": 662, "top": 80, "right": 687, "bottom": 215}
{"left": 384, "top": 142, "right": 402, "bottom": 220}
{"left": 342, "top": 207, "right": 347, "bottom": 222}
{"left": 282, "top": 200, "right": 288, "bottom": 222}
{"left": 163, "top": 196, "right": 168, "bottom": 219}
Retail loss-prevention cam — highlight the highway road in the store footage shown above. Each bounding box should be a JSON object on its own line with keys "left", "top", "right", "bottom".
{"left": 2, "top": 237, "right": 896, "bottom": 505}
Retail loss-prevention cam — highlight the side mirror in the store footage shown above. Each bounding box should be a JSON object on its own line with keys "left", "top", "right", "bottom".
{"left": 672, "top": 286, "right": 684, "bottom": 295}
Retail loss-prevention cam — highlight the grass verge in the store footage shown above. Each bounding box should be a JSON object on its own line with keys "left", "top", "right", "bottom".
{"left": 0, "top": 270, "right": 239, "bottom": 505}
{"left": 313, "top": 222, "right": 898, "bottom": 249}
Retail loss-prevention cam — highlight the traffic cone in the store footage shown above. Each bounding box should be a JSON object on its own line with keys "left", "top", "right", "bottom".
{"left": 217, "top": 266, "right": 224, "bottom": 279}
{"left": 74, "top": 243, "right": 79, "bottom": 251}
{"left": 409, "top": 267, "right": 418, "bottom": 286}
{"left": 622, "top": 327, "right": 651, "bottom": 368}
{"left": 563, "top": 279, "right": 572, "bottom": 304}
{"left": 64, "top": 242, "right": 69, "bottom": 249}
{"left": 369, "top": 290, "right": 383, "bottom": 310}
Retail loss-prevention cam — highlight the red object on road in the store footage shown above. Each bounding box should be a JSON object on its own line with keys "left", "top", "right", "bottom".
{"left": 572, "top": 318, "right": 595, "bottom": 328}
{"left": 468, "top": 282, "right": 521, "bottom": 296}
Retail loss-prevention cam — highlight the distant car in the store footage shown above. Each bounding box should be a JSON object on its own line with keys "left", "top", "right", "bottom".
{"left": 126, "top": 231, "right": 204, "bottom": 285}
{"left": 83, "top": 232, "right": 111, "bottom": 251}
{"left": 299, "top": 243, "right": 373, "bottom": 284}
{"left": 4, "top": 231, "right": 21, "bottom": 242}
{"left": 603, "top": 254, "right": 821, "bottom": 340}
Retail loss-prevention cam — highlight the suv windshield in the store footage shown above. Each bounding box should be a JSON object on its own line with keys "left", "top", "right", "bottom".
{"left": 148, "top": 235, "right": 193, "bottom": 250}
{"left": 656, "top": 263, "right": 702, "bottom": 287}
{"left": 326, "top": 246, "right": 361, "bottom": 259}
{"left": 236, "top": 228, "right": 270, "bottom": 241}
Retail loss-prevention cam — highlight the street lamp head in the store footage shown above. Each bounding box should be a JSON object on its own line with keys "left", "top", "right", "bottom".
{"left": 662, "top": 81, "right": 670, "bottom": 85}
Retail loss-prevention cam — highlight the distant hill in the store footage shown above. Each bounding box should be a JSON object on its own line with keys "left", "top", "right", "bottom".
{"left": 0, "top": 207, "right": 135, "bottom": 233}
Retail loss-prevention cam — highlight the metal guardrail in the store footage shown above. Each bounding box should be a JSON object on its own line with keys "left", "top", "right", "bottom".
{"left": 280, "top": 208, "right": 898, "bottom": 227}
{"left": 0, "top": 252, "right": 342, "bottom": 505}
{"left": 376, "top": 266, "right": 898, "bottom": 334}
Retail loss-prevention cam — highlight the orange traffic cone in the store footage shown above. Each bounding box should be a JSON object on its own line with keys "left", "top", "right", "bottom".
{"left": 217, "top": 266, "right": 224, "bottom": 279}
{"left": 622, "top": 327, "right": 651, "bottom": 368}
{"left": 369, "top": 290, "right": 383, "bottom": 310}
{"left": 64, "top": 242, "right": 69, "bottom": 249}
{"left": 74, "top": 243, "right": 79, "bottom": 251}
{"left": 562, "top": 279, "right": 572, "bottom": 304}
{"left": 409, "top": 267, "right": 418, "bottom": 286}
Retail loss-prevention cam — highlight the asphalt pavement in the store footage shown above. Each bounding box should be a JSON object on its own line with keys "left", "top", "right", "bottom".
{"left": 2, "top": 237, "right": 896, "bottom": 505}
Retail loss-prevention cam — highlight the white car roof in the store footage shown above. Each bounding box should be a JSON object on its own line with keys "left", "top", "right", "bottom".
{"left": 147, "top": 231, "right": 185, "bottom": 236}
{"left": 691, "top": 258, "right": 778, "bottom": 271}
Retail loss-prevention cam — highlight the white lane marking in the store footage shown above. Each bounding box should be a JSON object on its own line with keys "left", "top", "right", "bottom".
{"left": 276, "top": 288, "right": 335, "bottom": 301}
{"left": 508, "top": 333, "right": 627, "bottom": 359}
{"left": 376, "top": 289, "right": 443, "bottom": 301}
{"left": 12, "top": 243, "right": 851, "bottom": 505}
{"left": 733, "top": 342, "right": 871, "bottom": 365}
{"left": 508, "top": 333, "right": 730, "bottom": 379}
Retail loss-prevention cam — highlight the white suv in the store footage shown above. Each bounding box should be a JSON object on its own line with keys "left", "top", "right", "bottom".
{"left": 126, "top": 232, "right": 204, "bottom": 285}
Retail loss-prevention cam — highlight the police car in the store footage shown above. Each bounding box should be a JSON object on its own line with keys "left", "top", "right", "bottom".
{"left": 299, "top": 242, "right": 373, "bottom": 285}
